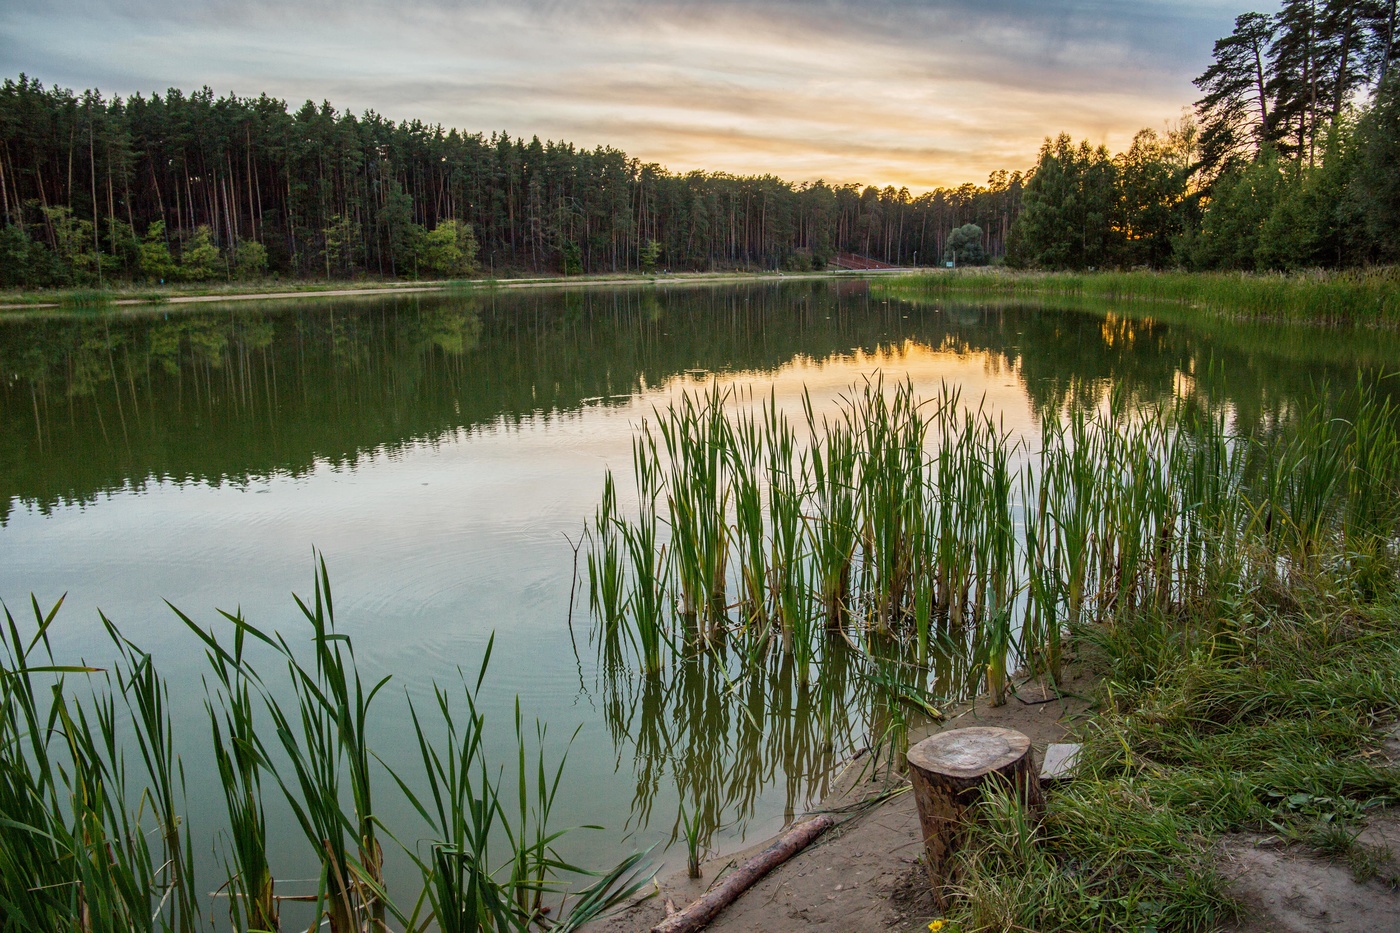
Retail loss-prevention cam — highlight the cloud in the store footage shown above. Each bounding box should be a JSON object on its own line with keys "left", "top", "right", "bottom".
{"left": 0, "top": 0, "right": 1242, "bottom": 189}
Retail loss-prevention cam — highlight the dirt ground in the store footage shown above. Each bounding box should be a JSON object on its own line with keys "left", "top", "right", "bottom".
{"left": 1218, "top": 723, "right": 1400, "bottom": 933}
{"left": 581, "top": 666, "right": 1095, "bottom": 933}
{"left": 1217, "top": 816, "right": 1400, "bottom": 933}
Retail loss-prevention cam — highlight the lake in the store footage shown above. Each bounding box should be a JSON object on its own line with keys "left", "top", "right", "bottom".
{"left": 1, "top": 279, "right": 1392, "bottom": 914}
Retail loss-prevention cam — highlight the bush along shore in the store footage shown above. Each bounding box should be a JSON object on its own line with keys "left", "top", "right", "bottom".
{"left": 878, "top": 267, "right": 1400, "bottom": 329}
{"left": 585, "top": 374, "right": 1400, "bottom": 931}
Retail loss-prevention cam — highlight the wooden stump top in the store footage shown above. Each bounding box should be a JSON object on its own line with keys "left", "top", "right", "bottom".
{"left": 907, "top": 726, "right": 1031, "bottom": 779}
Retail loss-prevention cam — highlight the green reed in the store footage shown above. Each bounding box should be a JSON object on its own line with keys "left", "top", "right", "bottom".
{"left": 589, "top": 372, "right": 1400, "bottom": 729}
{"left": 1020, "top": 463, "right": 1062, "bottom": 684}
{"left": 3, "top": 566, "right": 651, "bottom": 933}
{"left": 1, "top": 594, "right": 169, "bottom": 933}
{"left": 803, "top": 390, "right": 858, "bottom": 632}
{"left": 391, "top": 637, "right": 646, "bottom": 933}
{"left": 399, "top": 657, "right": 516, "bottom": 933}
{"left": 505, "top": 709, "right": 576, "bottom": 921}
{"left": 727, "top": 401, "right": 770, "bottom": 633}
{"left": 60, "top": 679, "right": 160, "bottom": 933}
{"left": 587, "top": 471, "right": 627, "bottom": 668}
{"left": 851, "top": 377, "right": 929, "bottom": 631}
{"left": 0, "top": 598, "right": 72, "bottom": 926}
{"left": 622, "top": 430, "right": 669, "bottom": 672}
{"left": 185, "top": 607, "right": 279, "bottom": 933}
{"left": 103, "top": 616, "right": 200, "bottom": 933}
{"left": 1174, "top": 398, "right": 1247, "bottom": 607}
{"left": 223, "top": 556, "right": 388, "bottom": 933}
{"left": 976, "top": 416, "right": 1018, "bottom": 706}
{"left": 657, "top": 385, "right": 731, "bottom": 637}
{"left": 1278, "top": 401, "right": 1349, "bottom": 561}
{"left": 677, "top": 802, "right": 703, "bottom": 879}
{"left": 596, "top": 631, "right": 874, "bottom": 859}
{"left": 59, "top": 288, "right": 116, "bottom": 310}
{"left": 929, "top": 401, "right": 969, "bottom": 632}
{"left": 765, "top": 396, "right": 806, "bottom": 645}
{"left": 1344, "top": 377, "right": 1400, "bottom": 592}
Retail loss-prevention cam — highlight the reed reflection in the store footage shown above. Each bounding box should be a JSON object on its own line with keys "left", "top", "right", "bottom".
{"left": 593, "top": 617, "right": 963, "bottom": 862}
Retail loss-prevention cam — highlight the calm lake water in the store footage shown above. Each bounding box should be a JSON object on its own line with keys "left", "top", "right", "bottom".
{"left": 2, "top": 280, "right": 1394, "bottom": 903}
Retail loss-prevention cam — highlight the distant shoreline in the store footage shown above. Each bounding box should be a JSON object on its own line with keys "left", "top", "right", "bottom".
{"left": 0, "top": 268, "right": 909, "bottom": 316}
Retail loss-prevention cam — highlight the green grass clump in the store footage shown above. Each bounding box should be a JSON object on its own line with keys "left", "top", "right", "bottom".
{"left": 58, "top": 288, "right": 116, "bottom": 310}
{"left": 952, "top": 781, "right": 1230, "bottom": 933}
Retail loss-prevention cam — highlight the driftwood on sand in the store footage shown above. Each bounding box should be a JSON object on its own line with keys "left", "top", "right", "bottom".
{"left": 650, "top": 814, "right": 835, "bottom": 933}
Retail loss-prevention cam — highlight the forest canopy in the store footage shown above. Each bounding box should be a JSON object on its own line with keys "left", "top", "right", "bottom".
{"left": 0, "top": 0, "right": 1395, "bottom": 287}
{"left": 1010, "top": 0, "right": 1399, "bottom": 271}
{"left": 0, "top": 79, "right": 1020, "bottom": 286}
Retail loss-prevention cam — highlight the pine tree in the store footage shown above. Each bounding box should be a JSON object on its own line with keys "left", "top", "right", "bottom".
{"left": 1349, "top": 73, "right": 1400, "bottom": 257}
{"left": 1270, "top": 0, "right": 1319, "bottom": 159}
{"left": 1362, "top": 0, "right": 1398, "bottom": 85}
{"left": 1010, "top": 135, "right": 1122, "bottom": 270}
{"left": 1195, "top": 12, "right": 1278, "bottom": 173}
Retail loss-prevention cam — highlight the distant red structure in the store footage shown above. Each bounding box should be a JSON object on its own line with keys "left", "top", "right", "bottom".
{"left": 830, "top": 252, "right": 901, "bottom": 270}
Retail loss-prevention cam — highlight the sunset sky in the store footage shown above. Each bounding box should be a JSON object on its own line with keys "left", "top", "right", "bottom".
{"left": 3, "top": 0, "right": 1249, "bottom": 190}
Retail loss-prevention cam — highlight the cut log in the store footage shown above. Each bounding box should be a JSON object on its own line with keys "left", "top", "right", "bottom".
{"left": 906, "top": 727, "right": 1042, "bottom": 905}
{"left": 650, "top": 814, "right": 834, "bottom": 933}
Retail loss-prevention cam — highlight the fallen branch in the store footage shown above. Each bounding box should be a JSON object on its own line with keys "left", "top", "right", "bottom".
{"left": 650, "top": 814, "right": 834, "bottom": 933}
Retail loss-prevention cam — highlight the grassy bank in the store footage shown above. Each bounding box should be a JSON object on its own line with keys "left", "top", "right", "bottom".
{"left": 880, "top": 268, "right": 1400, "bottom": 328}
{"left": 945, "top": 543, "right": 1400, "bottom": 931}
{"left": 0, "top": 278, "right": 458, "bottom": 308}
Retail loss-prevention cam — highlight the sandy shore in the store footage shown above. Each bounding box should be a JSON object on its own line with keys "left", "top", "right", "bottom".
{"left": 582, "top": 671, "right": 1400, "bottom": 933}
{"left": 581, "top": 667, "right": 1095, "bottom": 933}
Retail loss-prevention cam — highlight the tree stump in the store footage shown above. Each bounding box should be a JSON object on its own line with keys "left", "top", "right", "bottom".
{"left": 906, "top": 726, "right": 1042, "bottom": 904}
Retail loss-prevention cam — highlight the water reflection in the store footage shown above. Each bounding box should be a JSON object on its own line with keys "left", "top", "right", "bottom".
{"left": 6, "top": 285, "right": 1393, "bottom": 524}
{"left": 595, "top": 628, "right": 968, "bottom": 858}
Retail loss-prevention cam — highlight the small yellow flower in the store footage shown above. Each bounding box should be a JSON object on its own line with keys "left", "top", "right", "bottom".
{"left": 928, "top": 922, "right": 946, "bottom": 933}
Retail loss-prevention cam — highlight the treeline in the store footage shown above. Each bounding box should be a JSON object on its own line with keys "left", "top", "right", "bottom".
{"left": 0, "top": 77, "right": 1022, "bottom": 287}
{"left": 4, "top": 0, "right": 1394, "bottom": 288}
{"left": 1011, "top": 0, "right": 1400, "bottom": 270}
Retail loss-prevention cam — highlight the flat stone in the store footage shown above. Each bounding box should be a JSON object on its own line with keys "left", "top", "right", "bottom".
{"left": 1039, "top": 743, "right": 1081, "bottom": 783}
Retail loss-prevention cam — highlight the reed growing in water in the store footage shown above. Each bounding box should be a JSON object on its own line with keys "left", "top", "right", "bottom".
{"left": 587, "top": 374, "right": 1400, "bottom": 707}
{"left": 0, "top": 557, "right": 652, "bottom": 933}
